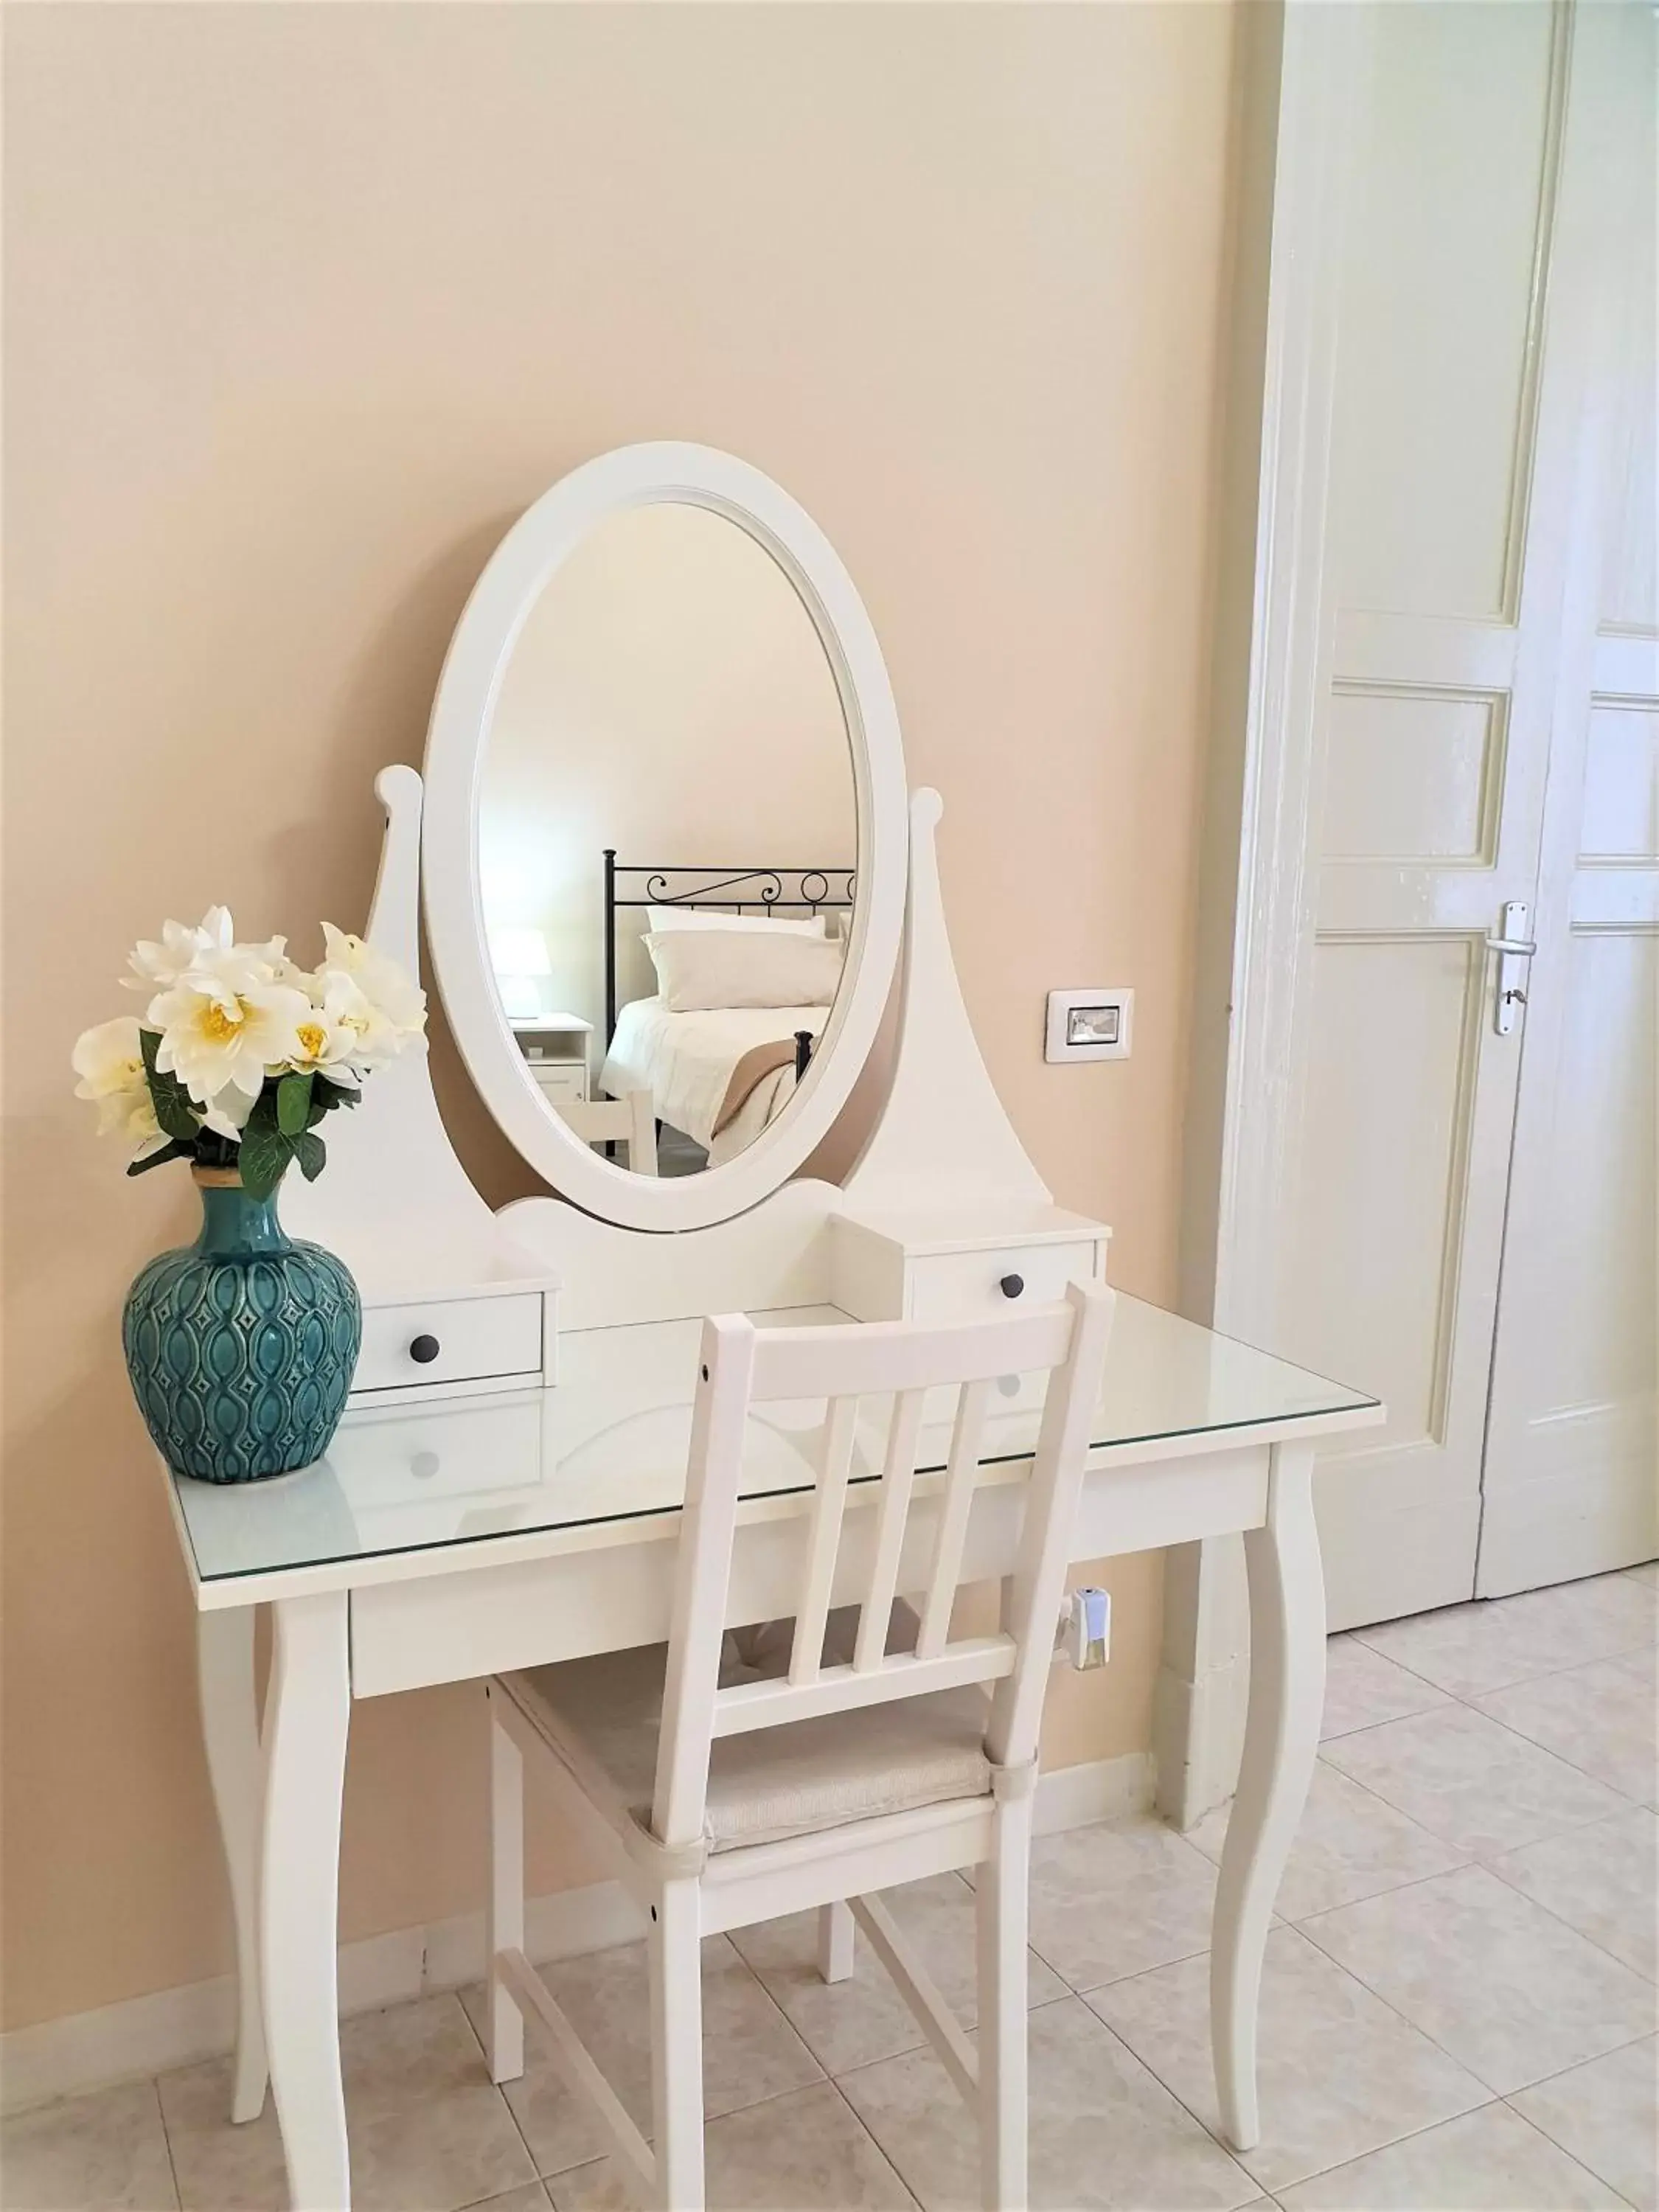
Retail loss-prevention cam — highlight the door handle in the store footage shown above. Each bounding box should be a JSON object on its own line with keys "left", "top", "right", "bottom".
{"left": 1487, "top": 902, "right": 1534, "bottom": 1035}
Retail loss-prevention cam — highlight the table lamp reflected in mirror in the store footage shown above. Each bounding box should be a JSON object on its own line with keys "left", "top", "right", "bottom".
{"left": 489, "top": 925, "right": 552, "bottom": 1019}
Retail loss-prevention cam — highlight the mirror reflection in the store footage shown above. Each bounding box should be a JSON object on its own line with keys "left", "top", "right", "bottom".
{"left": 479, "top": 502, "right": 855, "bottom": 1177}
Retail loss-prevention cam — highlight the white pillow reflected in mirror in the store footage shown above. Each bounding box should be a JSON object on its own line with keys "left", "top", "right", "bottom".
{"left": 647, "top": 905, "right": 827, "bottom": 938}
{"left": 644, "top": 928, "right": 844, "bottom": 1013}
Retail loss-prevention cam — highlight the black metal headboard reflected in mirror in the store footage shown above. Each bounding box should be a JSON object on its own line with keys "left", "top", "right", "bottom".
{"left": 602, "top": 853, "right": 856, "bottom": 1071}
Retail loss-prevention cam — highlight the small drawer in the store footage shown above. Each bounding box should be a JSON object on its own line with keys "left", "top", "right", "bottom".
{"left": 533, "top": 1065, "right": 587, "bottom": 1102}
{"left": 908, "top": 1239, "right": 1104, "bottom": 1324}
{"left": 352, "top": 1293, "right": 546, "bottom": 1396}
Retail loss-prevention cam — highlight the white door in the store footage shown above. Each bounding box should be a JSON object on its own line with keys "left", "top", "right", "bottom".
{"left": 1273, "top": 0, "right": 1655, "bottom": 1628}
{"left": 1477, "top": 3, "right": 1658, "bottom": 1596}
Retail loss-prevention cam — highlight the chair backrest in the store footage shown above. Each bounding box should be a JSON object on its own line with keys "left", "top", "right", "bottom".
{"left": 556, "top": 1091, "right": 658, "bottom": 1175}
{"left": 651, "top": 1279, "right": 1114, "bottom": 1848}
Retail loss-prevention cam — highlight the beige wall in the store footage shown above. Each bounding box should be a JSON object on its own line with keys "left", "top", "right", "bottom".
{"left": 482, "top": 501, "right": 854, "bottom": 1037}
{"left": 2, "top": 1, "right": 1236, "bottom": 2033}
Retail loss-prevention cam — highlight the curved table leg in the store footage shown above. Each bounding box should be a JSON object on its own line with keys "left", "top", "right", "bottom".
{"left": 262, "top": 1591, "right": 352, "bottom": 2211}
{"left": 198, "top": 1606, "right": 268, "bottom": 2124}
{"left": 1211, "top": 1441, "right": 1325, "bottom": 2151}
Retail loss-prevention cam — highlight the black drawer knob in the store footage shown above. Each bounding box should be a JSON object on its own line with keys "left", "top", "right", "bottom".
{"left": 999, "top": 1273, "right": 1026, "bottom": 1300}
{"left": 408, "top": 1332, "right": 441, "bottom": 1365}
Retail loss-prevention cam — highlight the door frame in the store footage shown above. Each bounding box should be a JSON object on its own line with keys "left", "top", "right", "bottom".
{"left": 1156, "top": 0, "right": 1366, "bottom": 1828}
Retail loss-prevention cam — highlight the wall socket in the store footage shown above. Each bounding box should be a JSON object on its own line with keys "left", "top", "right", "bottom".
{"left": 1045, "top": 987, "right": 1133, "bottom": 1063}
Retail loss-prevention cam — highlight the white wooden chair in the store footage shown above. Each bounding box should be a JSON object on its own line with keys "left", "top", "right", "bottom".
{"left": 557, "top": 1090, "right": 658, "bottom": 1175}
{"left": 483, "top": 1278, "right": 1113, "bottom": 2211}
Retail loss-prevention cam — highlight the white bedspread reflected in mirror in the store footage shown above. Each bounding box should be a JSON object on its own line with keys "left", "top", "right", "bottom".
{"left": 477, "top": 501, "right": 856, "bottom": 1177}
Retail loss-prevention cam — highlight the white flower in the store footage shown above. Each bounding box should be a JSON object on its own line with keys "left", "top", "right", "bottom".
{"left": 71, "top": 1015, "right": 170, "bottom": 1157}
{"left": 198, "top": 1085, "right": 260, "bottom": 1141}
{"left": 319, "top": 925, "right": 426, "bottom": 1045}
{"left": 149, "top": 973, "right": 313, "bottom": 1107}
{"left": 284, "top": 978, "right": 366, "bottom": 1088}
{"left": 125, "top": 907, "right": 288, "bottom": 996}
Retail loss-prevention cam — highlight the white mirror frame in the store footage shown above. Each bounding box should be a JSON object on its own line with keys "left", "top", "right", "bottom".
{"left": 422, "top": 442, "right": 907, "bottom": 1233}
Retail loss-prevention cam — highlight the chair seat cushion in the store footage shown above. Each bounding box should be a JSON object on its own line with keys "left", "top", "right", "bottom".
{"left": 498, "top": 1613, "right": 992, "bottom": 1854}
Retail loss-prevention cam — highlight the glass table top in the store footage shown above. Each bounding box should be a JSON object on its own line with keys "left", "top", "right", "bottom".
{"left": 172, "top": 1293, "right": 1378, "bottom": 1587}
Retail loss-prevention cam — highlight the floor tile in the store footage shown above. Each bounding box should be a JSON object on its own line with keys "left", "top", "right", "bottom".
{"left": 840, "top": 1995, "right": 1258, "bottom": 2211}
{"left": 1488, "top": 1807, "right": 1658, "bottom": 1981}
{"left": 1512, "top": 2037, "right": 1659, "bottom": 2212}
{"left": 473, "top": 1932, "right": 821, "bottom": 2166}
{"left": 546, "top": 2081, "right": 916, "bottom": 2210}
{"left": 1186, "top": 1760, "right": 1467, "bottom": 1921}
{"left": 153, "top": 2057, "right": 286, "bottom": 2212}
{"left": 1321, "top": 1633, "right": 1454, "bottom": 1739}
{"left": 1026, "top": 1815, "right": 1220, "bottom": 1991}
{"left": 457, "top": 1982, "right": 610, "bottom": 2180}
{"left": 1478, "top": 1657, "right": 1658, "bottom": 1806}
{"left": 1301, "top": 1863, "right": 1658, "bottom": 2093}
{"left": 0, "top": 2079, "right": 178, "bottom": 2211}
{"left": 1353, "top": 1573, "right": 1657, "bottom": 1700}
{"left": 471, "top": 2190, "right": 555, "bottom": 2211}
{"left": 1320, "top": 1703, "right": 1630, "bottom": 1857}
{"left": 1087, "top": 1924, "right": 1489, "bottom": 2194}
{"left": 1622, "top": 1562, "right": 1659, "bottom": 1590}
{"left": 1273, "top": 2101, "right": 1627, "bottom": 2211}
{"left": 727, "top": 1874, "right": 1065, "bottom": 2076}
{"left": 159, "top": 1993, "right": 538, "bottom": 2211}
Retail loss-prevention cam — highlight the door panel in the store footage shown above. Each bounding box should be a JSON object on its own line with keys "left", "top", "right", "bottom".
{"left": 1324, "top": 688, "right": 1504, "bottom": 863}
{"left": 1333, "top": 0, "right": 1562, "bottom": 622}
{"left": 1476, "top": 0, "right": 1656, "bottom": 1595}
{"left": 1292, "top": 936, "right": 1477, "bottom": 1451}
{"left": 1281, "top": 0, "right": 1582, "bottom": 1627}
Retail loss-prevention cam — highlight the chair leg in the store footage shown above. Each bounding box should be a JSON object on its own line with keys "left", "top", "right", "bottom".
{"left": 817, "top": 1899, "right": 856, "bottom": 1984}
{"left": 649, "top": 1877, "right": 706, "bottom": 2211}
{"left": 486, "top": 1693, "right": 525, "bottom": 2084}
{"left": 976, "top": 1797, "right": 1031, "bottom": 2212}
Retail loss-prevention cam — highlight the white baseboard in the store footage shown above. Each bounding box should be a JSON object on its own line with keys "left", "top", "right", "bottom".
{"left": 0, "top": 1751, "right": 1149, "bottom": 2117}
{"left": 1034, "top": 1747, "right": 1152, "bottom": 1834}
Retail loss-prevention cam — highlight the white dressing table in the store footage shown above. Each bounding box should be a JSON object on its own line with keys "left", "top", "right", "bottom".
{"left": 162, "top": 445, "right": 1382, "bottom": 2210}
{"left": 168, "top": 1297, "right": 1376, "bottom": 2211}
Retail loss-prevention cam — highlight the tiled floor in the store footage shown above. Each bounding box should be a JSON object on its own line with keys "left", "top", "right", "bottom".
{"left": 6, "top": 1566, "right": 1655, "bottom": 2212}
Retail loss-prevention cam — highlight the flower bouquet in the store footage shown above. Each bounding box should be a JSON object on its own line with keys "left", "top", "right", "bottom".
{"left": 74, "top": 909, "right": 427, "bottom": 1483}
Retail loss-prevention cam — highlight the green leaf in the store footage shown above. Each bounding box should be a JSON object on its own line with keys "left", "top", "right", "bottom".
{"left": 242, "top": 1093, "right": 281, "bottom": 1141}
{"left": 236, "top": 1122, "right": 291, "bottom": 1201}
{"left": 314, "top": 1077, "right": 360, "bottom": 1113}
{"left": 293, "top": 1130, "right": 327, "bottom": 1183}
{"left": 138, "top": 1028, "right": 200, "bottom": 1143}
{"left": 125, "top": 1138, "right": 195, "bottom": 1178}
{"left": 276, "top": 1071, "right": 314, "bottom": 1136}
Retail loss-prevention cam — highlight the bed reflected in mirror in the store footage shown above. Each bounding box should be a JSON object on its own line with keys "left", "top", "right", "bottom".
{"left": 477, "top": 500, "right": 856, "bottom": 1176}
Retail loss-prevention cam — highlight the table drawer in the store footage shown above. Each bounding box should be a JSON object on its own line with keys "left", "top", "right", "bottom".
{"left": 353, "top": 1293, "right": 546, "bottom": 1396}
{"left": 908, "top": 1237, "right": 1105, "bottom": 1323}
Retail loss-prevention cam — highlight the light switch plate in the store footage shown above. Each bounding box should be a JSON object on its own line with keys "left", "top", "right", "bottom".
{"left": 1046, "top": 987, "right": 1133, "bottom": 1063}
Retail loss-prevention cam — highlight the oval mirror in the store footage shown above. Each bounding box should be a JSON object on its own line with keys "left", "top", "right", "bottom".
{"left": 423, "top": 445, "right": 906, "bottom": 1232}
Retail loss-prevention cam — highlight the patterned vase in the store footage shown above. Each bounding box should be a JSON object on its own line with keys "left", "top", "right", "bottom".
{"left": 122, "top": 1166, "right": 362, "bottom": 1483}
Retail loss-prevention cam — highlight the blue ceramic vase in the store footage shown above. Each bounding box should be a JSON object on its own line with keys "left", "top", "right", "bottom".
{"left": 122, "top": 1166, "right": 361, "bottom": 1483}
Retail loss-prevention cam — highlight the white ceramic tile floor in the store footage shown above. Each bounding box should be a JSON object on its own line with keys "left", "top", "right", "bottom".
{"left": 4, "top": 1565, "right": 1654, "bottom": 2211}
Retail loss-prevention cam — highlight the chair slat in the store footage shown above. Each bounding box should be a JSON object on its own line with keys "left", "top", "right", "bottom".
{"left": 855, "top": 1388, "right": 926, "bottom": 1671}
{"left": 714, "top": 1638, "right": 1016, "bottom": 1736}
{"left": 789, "top": 1394, "right": 859, "bottom": 1686}
{"left": 751, "top": 1307, "right": 1073, "bottom": 1405}
{"left": 917, "top": 1378, "right": 994, "bottom": 1659}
